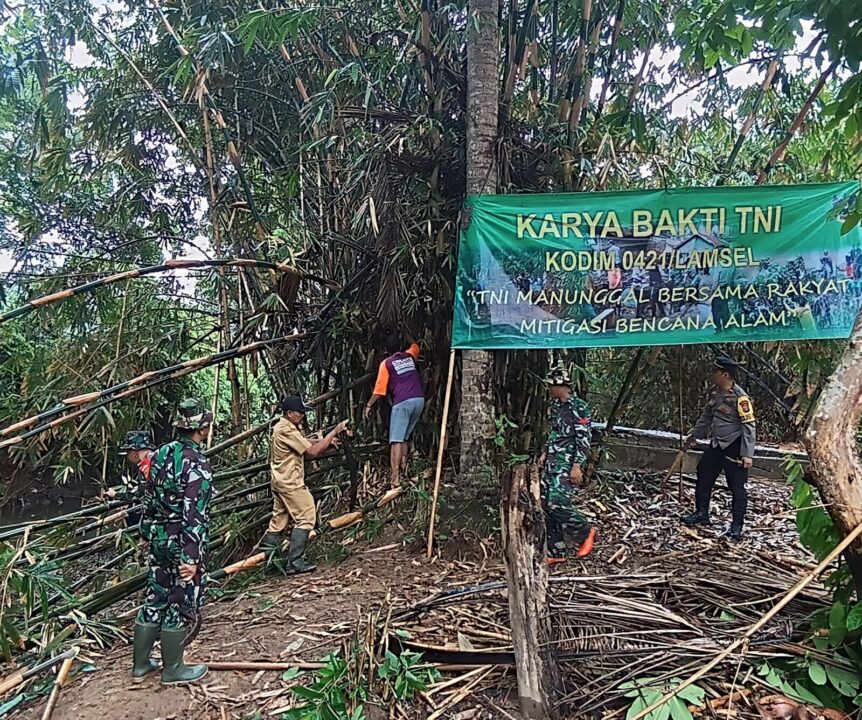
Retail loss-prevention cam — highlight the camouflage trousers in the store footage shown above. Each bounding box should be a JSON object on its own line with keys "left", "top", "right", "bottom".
{"left": 541, "top": 458, "right": 589, "bottom": 559}
{"left": 136, "top": 539, "right": 206, "bottom": 629}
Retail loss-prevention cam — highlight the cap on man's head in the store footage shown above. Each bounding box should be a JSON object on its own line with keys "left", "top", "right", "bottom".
{"left": 119, "top": 430, "right": 155, "bottom": 454}
{"left": 280, "top": 395, "right": 314, "bottom": 414}
{"left": 546, "top": 365, "right": 572, "bottom": 387}
{"left": 711, "top": 357, "right": 741, "bottom": 376}
{"left": 174, "top": 398, "right": 214, "bottom": 429}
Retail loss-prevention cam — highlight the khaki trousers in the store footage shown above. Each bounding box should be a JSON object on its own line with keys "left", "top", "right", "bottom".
{"left": 268, "top": 476, "right": 316, "bottom": 533}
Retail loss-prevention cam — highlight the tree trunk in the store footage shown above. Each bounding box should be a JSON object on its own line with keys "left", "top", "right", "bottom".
{"left": 803, "top": 310, "right": 862, "bottom": 592}
{"left": 501, "top": 464, "right": 563, "bottom": 719}
{"left": 460, "top": 0, "right": 500, "bottom": 489}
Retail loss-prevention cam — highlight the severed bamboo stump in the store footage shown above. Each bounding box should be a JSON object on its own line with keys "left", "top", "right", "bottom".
{"left": 500, "top": 464, "right": 563, "bottom": 720}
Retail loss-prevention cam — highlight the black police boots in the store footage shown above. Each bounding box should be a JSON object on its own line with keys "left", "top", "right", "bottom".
{"left": 725, "top": 520, "right": 744, "bottom": 541}
{"left": 681, "top": 511, "right": 710, "bottom": 526}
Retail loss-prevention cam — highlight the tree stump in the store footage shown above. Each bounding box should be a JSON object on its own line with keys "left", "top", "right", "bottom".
{"left": 501, "top": 463, "right": 563, "bottom": 719}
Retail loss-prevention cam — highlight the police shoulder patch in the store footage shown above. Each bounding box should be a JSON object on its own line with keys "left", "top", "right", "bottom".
{"left": 737, "top": 395, "right": 755, "bottom": 423}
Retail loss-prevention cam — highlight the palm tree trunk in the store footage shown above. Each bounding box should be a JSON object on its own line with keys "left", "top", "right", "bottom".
{"left": 461, "top": 0, "right": 499, "bottom": 490}
{"left": 464, "top": 3, "right": 561, "bottom": 716}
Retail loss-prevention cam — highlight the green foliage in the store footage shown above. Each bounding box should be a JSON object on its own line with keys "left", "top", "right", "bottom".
{"left": 377, "top": 649, "right": 440, "bottom": 701}
{"left": 279, "top": 648, "right": 437, "bottom": 719}
{"left": 767, "top": 458, "right": 862, "bottom": 710}
{"left": 621, "top": 677, "right": 705, "bottom": 720}
{"left": 280, "top": 652, "right": 366, "bottom": 720}
{"left": 0, "top": 543, "right": 72, "bottom": 660}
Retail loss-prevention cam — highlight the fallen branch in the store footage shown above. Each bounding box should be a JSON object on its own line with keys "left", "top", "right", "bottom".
{"left": 628, "top": 519, "right": 862, "bottom": 720}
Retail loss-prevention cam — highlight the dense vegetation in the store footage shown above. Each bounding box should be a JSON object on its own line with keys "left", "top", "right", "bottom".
{"left": 0, "top": 0, "right": 860, "bottom": 491}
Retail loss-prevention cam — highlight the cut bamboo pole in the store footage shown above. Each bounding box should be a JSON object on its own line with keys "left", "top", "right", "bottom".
{"left": 661, "top": 450, "right": 685, "bottom": 492}
{"left": 211, "top": 486, "right": 403, "bottom": 580}
{"left": 0, "top": 334, "right": 311, "bottom": 448}
{"left": 40, "top": 651, "right": 77, "bottom": 720}
{"left": 0, "top": 258, "right": 325, "bottom": 325}
{"left": 206, "top": 661, "right": 324, "bottom": 672}
{"left": 427, "top": 349, "right": 456, "bottom": 558}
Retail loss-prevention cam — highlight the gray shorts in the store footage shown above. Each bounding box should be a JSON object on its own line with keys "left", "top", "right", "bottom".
{"left": 390, "top": 397, "right": 424, "bottom": 443}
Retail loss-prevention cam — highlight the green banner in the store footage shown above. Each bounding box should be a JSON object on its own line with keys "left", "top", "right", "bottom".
{"left": 453, "top": 181, "right": 862, "bottom": 349}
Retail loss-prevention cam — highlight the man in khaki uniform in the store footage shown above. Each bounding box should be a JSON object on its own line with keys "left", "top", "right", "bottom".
{"left": 260, "top": 395, "right": 349, "bottom": 573}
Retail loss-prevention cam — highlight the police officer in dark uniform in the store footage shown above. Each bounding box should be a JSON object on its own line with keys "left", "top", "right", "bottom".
{"left": 681, "top": 358, "right": 756, "bottom": 540}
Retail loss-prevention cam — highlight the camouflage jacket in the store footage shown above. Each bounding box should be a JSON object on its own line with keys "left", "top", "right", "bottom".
{"left": 544, "top": 396, "right": 592, "bottom": 468}
{"left": 140, "top": 437, "right": 213, "bottom": 565}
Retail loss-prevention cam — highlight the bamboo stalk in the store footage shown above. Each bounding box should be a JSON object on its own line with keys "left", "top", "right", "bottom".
{"left": 723, "top": 55, "right": 780, "bottom": 175}
{"left": 756, "top": 60, "right": 839, "bottom": 183}
{"left": 427, "top": 349, "right": 456, "bottom": 558}
{"left": 211, "top": 486, "right": 404, "bottom": 580}
{"left": 206, "top": 661, "right": 325, "bottom": 672}
{"left": 0, "top": 334, "right": 310, "bottom": 447}
{"left": 205, "top": 373, "right": 374, "bottom": 457}
{"left": 595, "top": 0, "right": 626, "bottom": 119}
{"left": 40, "top": 651, "right": 76, "bottom": 720}
{"left": 0, "top": 258, "right": 322, "bottom": 325}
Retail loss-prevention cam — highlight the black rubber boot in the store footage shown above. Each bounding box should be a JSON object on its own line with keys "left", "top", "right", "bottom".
{"left": 131, "top": 622, "right": 160, "bottom": 682}
{"left": 681, "top": 512, "right": 710, "bottom": 527}
{"left": 287, "top": 528, "right": 317, "bottom": 574}
{"left": 160, "top": 627, "right": 208, "bottom": 685}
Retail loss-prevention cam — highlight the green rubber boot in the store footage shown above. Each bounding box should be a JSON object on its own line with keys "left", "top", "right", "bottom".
{"left": 160, "top": 627, "right": 208, "bottom": 685}
{"left": 131, "top": 622, "right": 160, "bottom": 682}
{"left": 287, "top": 528, "right": 317, "bottom": 574}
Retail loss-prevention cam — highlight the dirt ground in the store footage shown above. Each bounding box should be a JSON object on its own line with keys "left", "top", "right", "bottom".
{"left": 13, "top": 471, "right": 817, "bottom": 720}
{"left": 16, "top": 525, "right": 509, "bottom": 720}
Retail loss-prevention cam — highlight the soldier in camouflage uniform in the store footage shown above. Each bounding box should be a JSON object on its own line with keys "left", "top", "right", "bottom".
{"left": 541, "top": 366, "right": 597, "bottom": 565}
{"left": 106, "top": 430, "right": 156, "bottom": 528}
{"left": 131, "top": 399, "right": 214, "bottom": 686}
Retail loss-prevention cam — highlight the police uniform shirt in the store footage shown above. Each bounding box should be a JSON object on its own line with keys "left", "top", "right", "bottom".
{"left": 690, "top": 383, "right": 756, "bottom": 458}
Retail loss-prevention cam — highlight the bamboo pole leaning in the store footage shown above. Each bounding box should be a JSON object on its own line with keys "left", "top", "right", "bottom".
{"left": 0, "top": 334, "right": 310, "bottom": 449}
{"left": 205, "top": 373, "right": 374, "bottom": 459}
{"left": 0, "top": 258, "right": 334, "bottom": 325}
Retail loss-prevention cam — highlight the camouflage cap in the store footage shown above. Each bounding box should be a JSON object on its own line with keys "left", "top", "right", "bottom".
{"left": 173, "top": 398, "right": 214, "bottom": 430}
{"left": 546, "top": 365, "right": 572, "bottom": 387}
{"left": 118, "top": 430, "right": 156, "bottom": 454}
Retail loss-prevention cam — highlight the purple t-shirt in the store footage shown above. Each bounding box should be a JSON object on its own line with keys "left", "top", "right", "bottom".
{"left": 375, "top": 346, "right": 424, "bottom": 406}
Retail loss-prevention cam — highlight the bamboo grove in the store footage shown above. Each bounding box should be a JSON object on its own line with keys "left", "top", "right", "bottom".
{"left": 0, "top": 0, "right": 860, "bottom": 491}
{"left": 0, "top": 0, "right": 858, "bottom": 653}
{"left": 0, "top": 0, "right": 860, "bottom": 716}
